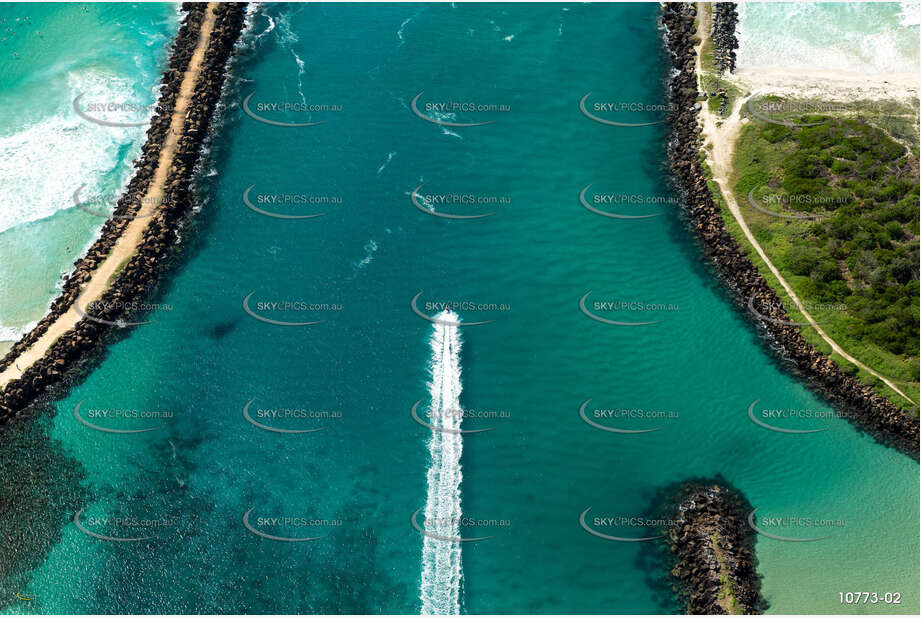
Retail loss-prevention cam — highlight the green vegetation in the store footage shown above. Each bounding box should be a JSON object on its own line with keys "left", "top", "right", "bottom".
{"left": 106, "top": 254, "right": 134, "bottom": 288}
{"left": 114, "top": 255, "right": 131, "bottom": 276}
{"left": 728, "top": 96, "right": 920, "bottom": 411}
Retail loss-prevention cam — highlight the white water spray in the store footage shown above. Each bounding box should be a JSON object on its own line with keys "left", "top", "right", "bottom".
{"left": 419, "top": 310, "right": 464, "bottom": 615}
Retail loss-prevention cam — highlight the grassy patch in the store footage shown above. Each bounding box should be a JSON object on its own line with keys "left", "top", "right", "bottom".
{"left": 106, "top": 255, "right": 134, "bottom": 288}
{"left": 718, "top": 98, "right": 920, "bottom": 413}
{"left": 114, "top": 256, "right": 131, "bottom": 275}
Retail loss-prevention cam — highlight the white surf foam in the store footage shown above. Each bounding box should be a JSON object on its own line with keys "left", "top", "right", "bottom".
{"left": 376, "top": 151, "right": 396, "bottom": 176}
{"left": 397, "top": 14, "right": 414, "bottom": 46}
{"left": 736, "top": 2, "right": 920, "bottom": 75}
{"left": 898, "top": 1, "right": 920, "bottom": 27}
{"left": 352, "top": 239, "right": 378, "bottom": 270}
{"left": 274, "top": 7, "right": 307, "bottom": 107}
{"left": 0, "top": 69, "right": 154, "bottom": 344}
{"left": 0, "top": 319, "right": 37, "bottom": 343}
{"left": 0, "top": 70, "right": 145, "bottom": 234}
{"left": 419, "top": 310, "right": 464, "bottom": 615}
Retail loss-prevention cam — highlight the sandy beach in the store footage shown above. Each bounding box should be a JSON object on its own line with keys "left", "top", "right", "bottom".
{"left": 730, "top": 66, "right": 919, "bottom": 103}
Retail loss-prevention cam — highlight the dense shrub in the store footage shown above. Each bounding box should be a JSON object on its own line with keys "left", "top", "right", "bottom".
{"left": 750, "top": 112, "right": 919, "bottom": 355}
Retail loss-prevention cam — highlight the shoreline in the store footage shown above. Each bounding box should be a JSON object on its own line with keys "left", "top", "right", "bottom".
{"left": 0, "top": 2, "right": 248, "bottom": 421}
{"left": 730, "top": 67, "right": 919, "bottom": 103}
{"left": 662, "top": 2, "right": 919, "bottom": 458}
{"left": 696, "top": 8, "right": 918, "bottom": 410}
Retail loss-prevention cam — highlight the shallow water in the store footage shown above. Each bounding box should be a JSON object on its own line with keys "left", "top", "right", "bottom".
{"left": 737, "top": 2, "right": 920, "bottom": 73}
{"left": 1, "top": 3, "right": 918, "bottom": 614}
{"left": 0, "top": 2, "right": 177, "bottom": 346}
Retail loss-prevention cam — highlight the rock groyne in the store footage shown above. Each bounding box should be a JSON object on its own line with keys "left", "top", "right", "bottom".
{"left": 665, "top": 482, "right": 766, "bottom": 614}
{"left": 662, "top": 2, "right": 919, "bottom": 458}
{"left": 0, "top": 3, "right": 248, "bottom": 421}
{"left": 712, "top": 2, "right": 739, "bottom": 74}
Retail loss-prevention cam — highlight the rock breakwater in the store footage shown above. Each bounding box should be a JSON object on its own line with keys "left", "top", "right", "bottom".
{"left": 662, "top": 2, "right": 919, "bottom": 458}
{"left": 665, "top": 482, "right": 766, "bottom": 614}
{"left": 712, "top": 2, "right": 738, "bottom": 74}
{"left": 0, "top": 3, "right": 248, "bottom": 421}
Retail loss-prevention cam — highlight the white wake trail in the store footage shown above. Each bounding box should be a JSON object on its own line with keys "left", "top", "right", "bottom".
{"left": 419, "top": 310, "right": 464, "bottom": 615}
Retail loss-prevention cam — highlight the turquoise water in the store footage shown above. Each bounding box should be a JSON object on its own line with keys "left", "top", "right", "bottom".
{"left": 737, "top": 2, "right": 920, "bottom": 73}
{"left": 0, "top": 2, "right": 177, "bottom": 350}
{"left": 1, "top": 2, "right": 919, "bottom": 615}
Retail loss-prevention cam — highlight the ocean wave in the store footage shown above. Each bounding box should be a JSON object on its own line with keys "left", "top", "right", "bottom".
{"left": 0, "top": 319, "right": 37, "bottom": 343}
{"left": 737, "top": 2, "right": 920, "bottom": 74}
{"left": 899, "top": 1, "right": 920, "bottom": 27}
{"left": 233, "top": 2, "right": 268, "bottom": 55}
{"left": 419, "top": 311, "right": 464, "bottom": 615}
{"left": 0, "top": 70, "right": 146, "bottom": 234}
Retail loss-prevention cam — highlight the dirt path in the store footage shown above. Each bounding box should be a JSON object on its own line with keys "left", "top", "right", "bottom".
{"left": 693, "top": 4, "right": 916, "bottom": 406}
{"left": 0, "top": 4, "right": 219, "bottom": 389}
